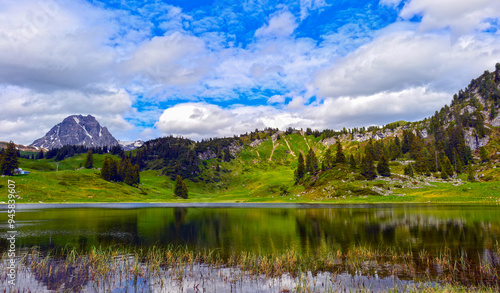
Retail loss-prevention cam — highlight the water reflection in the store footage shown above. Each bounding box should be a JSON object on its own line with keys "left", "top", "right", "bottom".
{"left": 1, "top": 205, "right": 499, "bottom": 260}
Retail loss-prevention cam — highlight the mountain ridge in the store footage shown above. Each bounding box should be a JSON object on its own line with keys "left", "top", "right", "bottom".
{"left": 30, "top": 115, "right": 119, "bottom": 150}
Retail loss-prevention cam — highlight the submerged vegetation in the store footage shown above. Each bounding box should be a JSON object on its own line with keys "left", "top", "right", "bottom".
{"left": 2, "top": 244, "right": 499, "bottom": 292}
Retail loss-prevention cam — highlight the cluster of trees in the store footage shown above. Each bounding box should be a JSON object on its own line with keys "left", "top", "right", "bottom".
{"left": 295, "top": 141, "right": 352, "bottom": 183}
{"left": 101, "top": 156, "right": 140, "bottom": 186}
{"left": 136, "top": 136, "right": 201, "bottom": 180}
{"left": 20, "top": 151, "right": 42, "bottom": 160}
{"left": 294, "top": 119, "right": 479, "bottom": 182}
{"left": 0, "top": 142, "right": 19, "bottom": 176}
{"left": 31, "top": 145, "right": 123, "bottom": 161}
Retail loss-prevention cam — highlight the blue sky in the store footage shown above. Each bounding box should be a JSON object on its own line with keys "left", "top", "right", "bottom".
{"left": 1, "top": 0, "right": 500, "bottom": 144}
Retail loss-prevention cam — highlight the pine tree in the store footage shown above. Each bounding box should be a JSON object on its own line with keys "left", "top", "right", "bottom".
{"left": 377, "top": 154, "right": 391, "bottom": 177}
{"left": 133, "top": 164, "right": 140, "bottom": 185}
{"left": 101, "top": 157, "right": 112, "bottom": 181}
{"left": 123, "top": 159, "right": 135, "bottom": 186}
{"left": 467, "top": 164, "right": 475, "bottom": 182}
{"left": 174, "top": 175, "right": 188, "bottom": 198}
{"left": 305, "top": 148, "right": 318, "bottom": 174}
{"left": 84, "top": 150, "right": 93, "bottom": 169}
{"left": 479, "top": 147, "right": 489, "bottom": 162}
{"left": 404, "top": 164, "right": 414, "bottom": 177}
{"left": 174, "top": 175, "right": 183, "bottom": 197}
{"left": 349, "top": 154, "right": 357, "bottom": 170}
{"left": 440, "top": 155, "right": 454, "bottom": 178}
{"left": 440, "top": 169, "right": 449, "bottom": 179}
{"left": 0, "top": 141, "right": 20, "bottom": 176}
{"left": 110, "top": 159, "right": 118, "bottom": 181}
{"left": 38, "top": 150, "right": 44, "bottom": 159}
{"left": 324, "top": 146, "right": 333, "bottom": 169}
{"left": 294, "top": 152, "right": 305, "bottom": 184}
{"left": 452, "top": 148, "right": 463, "bottom": 174}
{"left": 335, "top": 141, "right": 346, "bottom": 164}
{"left": 181, "top": 180, "right": 188, "bottom": 199}
{"left": 223, "top": 147, "right": 231, "bottom": 162}
{"left": 216, "top": 145, "right": 222, "bottom": 160}
{"left": 360, "top": 154, "right": 377, "bottom": 180}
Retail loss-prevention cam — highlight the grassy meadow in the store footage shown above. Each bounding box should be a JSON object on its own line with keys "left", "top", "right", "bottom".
{"left": 2, "top": 130, "right": 500, "bottom": 204}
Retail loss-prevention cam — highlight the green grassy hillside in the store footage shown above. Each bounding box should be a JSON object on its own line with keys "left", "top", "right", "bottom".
{"left": 2, "top": 127, "right": 499, "bottom": 204}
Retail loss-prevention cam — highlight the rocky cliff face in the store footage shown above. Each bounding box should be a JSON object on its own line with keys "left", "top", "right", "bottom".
{"left": 30, "top": 115, "right": 119, "bottom": 149}
{"left": 118, "top": 140, "right": 144, "bottom": 151}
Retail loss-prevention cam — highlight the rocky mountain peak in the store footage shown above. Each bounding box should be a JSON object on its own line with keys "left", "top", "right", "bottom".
{"left": 30, "top": 115, "right": 119, "bottom": 150}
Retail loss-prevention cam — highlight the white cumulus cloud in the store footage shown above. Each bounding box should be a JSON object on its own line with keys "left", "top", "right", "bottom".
{"left": 255, "top": 11, "right": 298, "bottom": 38}
{"left": 314, "top": 30, "right": 500, "bottom": 98}
{"left": 399, "top": 0, "right": 500, "bottom": 35}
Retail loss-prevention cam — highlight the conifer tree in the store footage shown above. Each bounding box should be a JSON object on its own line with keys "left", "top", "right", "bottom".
{"left": 349, "top": 154, "right": 357, "bottom": 170}
{"left": 174, "top": 175, "right": 188, "bottom": 198}
{"left": 452, "top": 148, "right": 463, "bottom": 174}
{"left": 423, "top": 164, "right": 431, "bottom": 177}
{"left": 404, "top": 164, "right": 414, "bottom": 177}
{"left": 377, "top": 154, "right": 391, "bottom": 177}
{"left": 467, "top": 164, "right": 475, "bottom": 182}
{"left": 440, "top": 169, "right": 449, "bottom": 179}
{"left": 110, "top": 159, "right": 118, "bottom": 181}
{"left": 0, "top": 149, "right": 4, "bottom": 169}
{"left": 101, "top": 157, "right": 112, "bottom": 181}
{"left": 123, "top": 159, "right": 135, "bottom": 186}
{"left": 294, "top": 152, "right": 305, "bottom": 184}
{"left": 479, "top": 147, "right": 489, "bottom": 162}
{"left": 84, "top": 150, "right": 93, "bottom": 169}
{"left": 440, "top": 155, "right": 454, "bottom": 178}
{"left": 360, "top": 154, "right": 376, "bottom": 180}
{"left": 394, "top": 136, "right": 401, "bottom": 153}
{"left": 223, "top": 147, "right": 231, "bottom": 162}
{"left": 0, "top": 141, "right": 19, "bottom": 176}
{"left": 216, "top": 145, "right": 222, "bottom": 160}
{"left": 181, "top": 180, "right": 188, "bottom": 199}
{"left": 305, "top": 148, "right": 318, "bottom": 174}
{"left": 335, "top": 141, "right": 346, "bottom": 164}
{"left": 324, "top": 146, "right": 333, "bottom": 169}
{"left": 133, "top": 164, "right": 140, "bottom": 185}
{"left": 38, "top": 150, "right": 44, "bottom": 159}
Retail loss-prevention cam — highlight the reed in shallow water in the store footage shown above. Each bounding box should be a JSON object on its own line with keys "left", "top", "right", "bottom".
{"left": 1, "top": 243, "right": 499, "bottom": 292}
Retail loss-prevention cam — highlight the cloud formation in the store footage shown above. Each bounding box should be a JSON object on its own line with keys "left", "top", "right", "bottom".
{"left": 1, "top": 0, "right": 499, "bottom": 145}
{"left": 314, "top": 30, "right": 500, "bottom": 98}
{"left": 255, "top": 11, "right": 298, "bottom": 38}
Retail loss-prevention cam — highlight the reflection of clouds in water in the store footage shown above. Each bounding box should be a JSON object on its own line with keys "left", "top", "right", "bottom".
{"left": 3, "top": 260, "right": 439, "bottom": 292}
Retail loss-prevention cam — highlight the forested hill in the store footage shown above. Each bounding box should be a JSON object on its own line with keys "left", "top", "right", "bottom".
{"left": 8, "top": 63, "right": 500, "bottom": 202}
{"left": 21, "top": 63, "right": 500, "bottom": 189}
{"left": 123, "top": 63, "right": 500, "bottom": 184}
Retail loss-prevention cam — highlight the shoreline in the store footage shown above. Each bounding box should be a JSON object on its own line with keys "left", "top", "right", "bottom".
{"left": 1, "top": 201, "right": 499, "bottom": 209}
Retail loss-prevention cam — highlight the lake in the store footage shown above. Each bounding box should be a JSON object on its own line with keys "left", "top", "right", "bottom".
{"left": 1, "top": 203, "right": 499, "bottom": 292}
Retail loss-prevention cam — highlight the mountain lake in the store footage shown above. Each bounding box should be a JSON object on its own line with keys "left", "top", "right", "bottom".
{"left": 1, "top": 203, "right": 499, "bottom": 292}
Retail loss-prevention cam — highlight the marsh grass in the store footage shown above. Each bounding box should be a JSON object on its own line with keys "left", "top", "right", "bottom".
{"left": 1, "top": 243, "right": 498, "bottom": 292}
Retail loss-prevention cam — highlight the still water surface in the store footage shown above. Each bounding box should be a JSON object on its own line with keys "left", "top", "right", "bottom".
{"left": 2, "top": 203, "right": 499, "bottom": 259}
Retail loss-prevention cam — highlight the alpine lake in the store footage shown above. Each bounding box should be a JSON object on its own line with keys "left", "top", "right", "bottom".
{"left": 1, "top": 203, "right": 499, "bottom": 292}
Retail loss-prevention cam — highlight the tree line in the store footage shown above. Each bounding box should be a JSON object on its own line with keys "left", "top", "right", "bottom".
{"left": 100, "top": 156, "right": 140, "bottom": 186}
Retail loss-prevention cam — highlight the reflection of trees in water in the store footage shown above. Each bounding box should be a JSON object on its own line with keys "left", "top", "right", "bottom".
{"left": 294, "top": 208, "right": 500, "bottom": 263}
{"left": 23, "top": 257, "right": 90, "bottom": 291}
